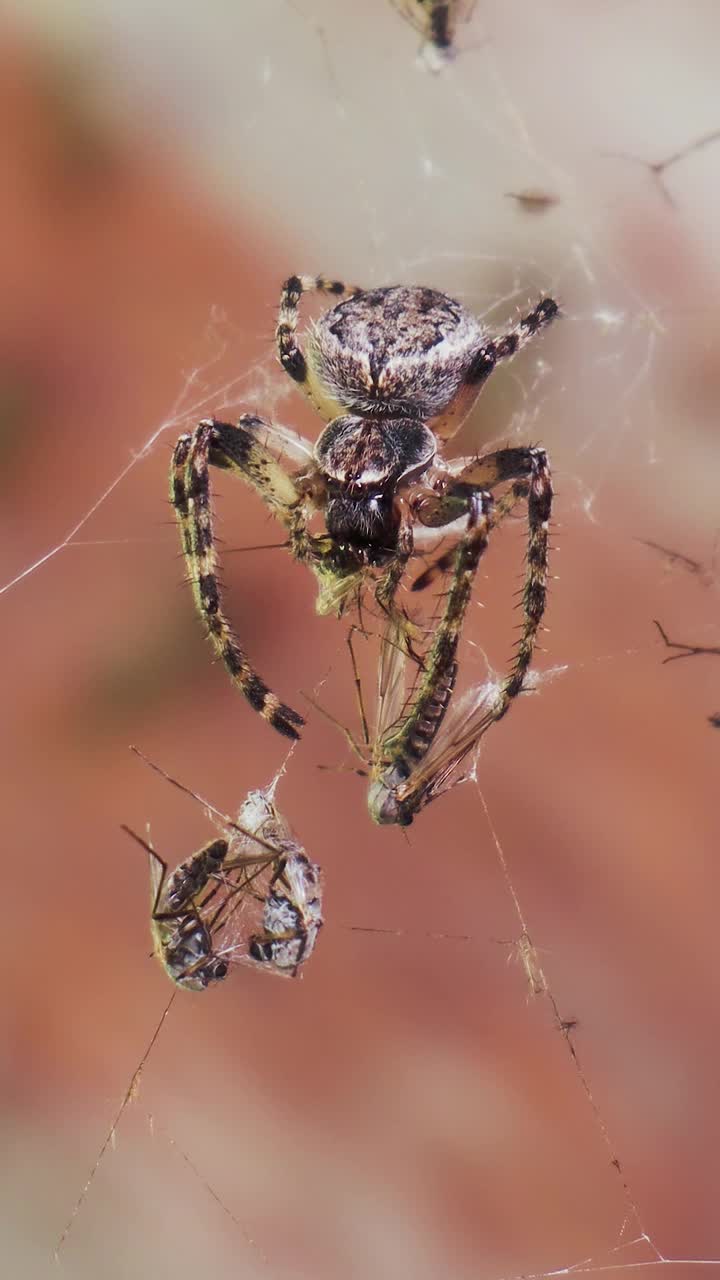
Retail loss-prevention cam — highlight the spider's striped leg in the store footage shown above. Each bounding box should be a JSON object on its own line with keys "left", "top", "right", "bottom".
{"left": 276, "top": 274, "right": 361, "bottom": 391}
{"left": 371, "top": 449, "right": 553, "bottom": 825}
{"left": 411, "top": 479, "right": 530, "bottom": 592}
{"left": 501, "top": 449, "right": 553, "bottom": 704}
{"left": 369, "top": 491, "right": 493, "bottom": 823}
{"left": 432, "top": 446, "right": 553, "bottom": 705}
{"left": 171, "top": 417, "right": 306, "bottom": 739}
{"left": 474, "top": 297, "right": 559, "bottom": 372}
{"left": 434, "top": 297, "right": 559, "bottom": 443}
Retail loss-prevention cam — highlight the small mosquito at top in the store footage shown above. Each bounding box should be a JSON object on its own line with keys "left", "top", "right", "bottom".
{"left": 172, "top": 276, "right": 559, "bottom": 739}
{"left": 390, "top": 2, "right": 475, "bottom": 64}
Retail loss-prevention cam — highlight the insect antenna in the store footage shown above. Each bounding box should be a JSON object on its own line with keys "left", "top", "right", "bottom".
{"left": 300, "top": 690, "right": 369, "bottom": 762}
{"left": 342, "top": 924, "right": 474, "bottom": 942}
{"left": 154, "top": 1119, "right": 270, "bottom": 1267}
{"left": 129, "top": 746, "right": 287, "bottom": 858}
{"left": 347, "top": 626, "right": 371, "bottom": 750}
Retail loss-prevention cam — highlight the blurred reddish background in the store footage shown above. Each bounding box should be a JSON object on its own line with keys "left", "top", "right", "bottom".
{"left": 1, "top": 5, "right": 719, "bottom": 1278}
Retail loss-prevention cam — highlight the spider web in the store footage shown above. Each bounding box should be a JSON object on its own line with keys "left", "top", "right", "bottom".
{"left": 2, "top": 2, "right": 720, "bottom": 1278}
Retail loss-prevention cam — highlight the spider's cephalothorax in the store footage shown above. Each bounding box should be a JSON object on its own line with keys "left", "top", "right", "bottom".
{"left": 172, "top": 276, "right": 558, "bottom": 738}
{"left": 316, "top": 414, "right": 436, "bottom": 562}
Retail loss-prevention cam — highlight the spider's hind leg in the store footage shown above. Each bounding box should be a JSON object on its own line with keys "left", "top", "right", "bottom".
{"left": 433, "top": 296, "right": 559, "bottom": 444}
{"left": 171, "top": 419, "right": 306, "bottom": 739}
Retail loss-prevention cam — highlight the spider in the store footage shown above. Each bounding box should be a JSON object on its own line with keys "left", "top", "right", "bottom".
{"left": 172, "top": 275, "right": 558, "bottom": 739}
{"left": 124, "top": 751, "right": 324, "bottom": 986}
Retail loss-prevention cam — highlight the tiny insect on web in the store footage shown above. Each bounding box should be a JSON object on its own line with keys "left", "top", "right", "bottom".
{"left": 654, "top": 619, "right": 720, "bottom": 728}
{"left": 653, "top": 619, "right": 720, "bottom": 665}
{"left": 172, "top": 275, "right": 558, "bottom": 741}
{"left": 389, "top": 0, "right": 477, "bottom": 64}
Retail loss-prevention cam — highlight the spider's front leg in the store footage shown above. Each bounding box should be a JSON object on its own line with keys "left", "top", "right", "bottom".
{"left": 369, "top": 447, "right": 553, "bottom": 825}
{"left": 415, "top": 445, "right": 553, "bottom": 700}
{"left": 369, "top": 491, "right": 494, "bottom": 823}
{"left": 276, "top": 274, "right": 361, "bottom": 414}
{"left": 171, "top": 415, "right": 314, "bottom": 739}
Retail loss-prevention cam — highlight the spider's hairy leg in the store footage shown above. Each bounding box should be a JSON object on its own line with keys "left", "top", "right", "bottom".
{"left": 276, "top": 274, "right": 361, "bottom": 382}
{"left": 373, "top": 449, "right": 553, "bottom": 825}
{"left": 500, "top": 449, "right": 553, "bottom": 703}
{"left": 171, "top": 419, "right": 305, "bottom": 739}
{"left": 276, "top": 274, "right": 364, "bottom": 420}
{"left": 409, "top": 445, "right": 540, "bottom": 595}
{"left": 471, "top": 297, "right": 559, "bottom": 382}
{"left": 413, "top": 444, "right": 543, "bottom": 532}
{"left": 426, "top": 447, "right": 554, "bottom": 711}
{"left": 412, "top": 479, "right": 530, "bottom": 592}
{"left": 434, "top": 296, "right": 559, "bottom": 443}
{"left": 369, "top": 492, "right": 493, "bottom": 825}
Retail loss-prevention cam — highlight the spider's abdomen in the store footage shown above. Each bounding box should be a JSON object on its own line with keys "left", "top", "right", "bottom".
{"left": 307, "top": 286, "right": 485, "bottom": 419}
